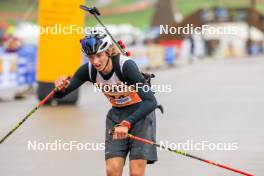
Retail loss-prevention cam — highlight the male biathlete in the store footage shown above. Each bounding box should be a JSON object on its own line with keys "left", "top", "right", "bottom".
{"left": 54, "top": 29, "right": 158, "bottom": 176}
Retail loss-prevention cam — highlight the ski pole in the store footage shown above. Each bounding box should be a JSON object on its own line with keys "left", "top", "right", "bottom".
{"left": 79, "top": 4, "right": 131, "bottom": 57}
{"left": 0, "top": 83, "right": 68, "bottom": 144}
{"left": 127, "top": 134, "right": 254, "bottom": 176}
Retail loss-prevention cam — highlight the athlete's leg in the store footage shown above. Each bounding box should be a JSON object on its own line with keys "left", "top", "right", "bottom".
{"left": 129, "top": 159, "right": 147, "bottom": 176}
{"left": 105, "top": 110, "right": 129, "bottom": 176}
{"left": 106, "top": 157, "right": 125, "bottom": 176}
{"left": 129, "top": 111, "right": 158, "bottom": 164}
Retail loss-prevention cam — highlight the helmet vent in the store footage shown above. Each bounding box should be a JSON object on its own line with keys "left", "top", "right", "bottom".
{"left": 100, "top": 42, "right": 108, "bottom": 50}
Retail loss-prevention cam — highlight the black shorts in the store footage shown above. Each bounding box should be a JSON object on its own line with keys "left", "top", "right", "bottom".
{"left": 105, "top": 104, "right": 157, "bottom": 164}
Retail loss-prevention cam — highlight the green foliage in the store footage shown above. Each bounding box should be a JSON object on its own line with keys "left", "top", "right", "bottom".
{"left": 1, "top": 0, "right": 264, "bottom": 28}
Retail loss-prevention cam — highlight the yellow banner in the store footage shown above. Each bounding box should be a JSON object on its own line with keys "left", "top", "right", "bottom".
{"left": 38, "top": 0, "right": 85, "bottom": 82}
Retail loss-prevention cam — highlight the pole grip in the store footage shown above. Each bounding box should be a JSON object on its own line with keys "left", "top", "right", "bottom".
{"left": 79, "top": 5, "right": 101, "bottom": 16}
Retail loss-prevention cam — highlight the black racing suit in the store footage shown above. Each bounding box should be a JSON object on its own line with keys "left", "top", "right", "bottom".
{"left": 54, "top": 58, "right": 158, "bottom": 163}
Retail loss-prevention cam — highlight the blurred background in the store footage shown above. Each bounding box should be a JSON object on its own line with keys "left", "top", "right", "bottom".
{"left": 0, "top": 0, "right": 263, "bottom": 176}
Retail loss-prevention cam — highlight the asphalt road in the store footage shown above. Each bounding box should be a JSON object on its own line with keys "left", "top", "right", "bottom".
{"left": 0, "top": 57, "right": 263, "bottom": 176}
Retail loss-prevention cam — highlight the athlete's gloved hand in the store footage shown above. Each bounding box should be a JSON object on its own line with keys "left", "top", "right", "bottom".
{"left": 113, "top": 126, "right": 128, "bottom": 140}
{"left": 54, "top": 76, "right": 70, "bottom": 91}
{"left": 112, "top": 120, "right": 131, "bottom": 140}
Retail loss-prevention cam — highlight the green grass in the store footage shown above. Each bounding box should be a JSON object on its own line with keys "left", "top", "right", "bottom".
{"left": 256, "top": 4, "right": 264, "bottom": 13}
{"left": 1, "top": 0, "right": 264, "bottom": 28}
{"left": 85, "top": 7, "right": 154, "bottom": 28}
{"left": 85, "top": 0, "right": 97, "bottom": 6}
{"left": 85, "top": 0, "right": 260, "bottom": 27}
{"left": 102, "top": 0, "right": 141, "bottom": 8}
{"left": 175, "top": 0, "right": 254, "bottom": 16}
{"left": 176, "top": 0, "right": 216, "bottom": 16}
{"left": 0, "top": 0, "right": 38, "bottom": 13}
